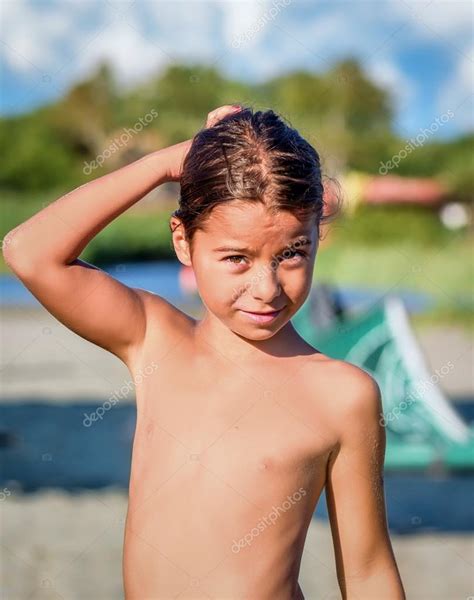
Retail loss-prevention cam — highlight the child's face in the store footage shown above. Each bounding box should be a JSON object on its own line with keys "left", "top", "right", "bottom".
{"left": 187, "top": 201, "right": 319, "bottom": 341}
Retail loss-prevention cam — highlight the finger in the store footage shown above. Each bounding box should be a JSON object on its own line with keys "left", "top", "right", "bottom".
{"left": 206, "top": 104, "right": 242, "bottom": 127}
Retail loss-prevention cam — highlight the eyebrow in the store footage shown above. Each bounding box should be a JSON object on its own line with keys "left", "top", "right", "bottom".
{"left": 213, "top": 237, "right": 313, "bottom": 253}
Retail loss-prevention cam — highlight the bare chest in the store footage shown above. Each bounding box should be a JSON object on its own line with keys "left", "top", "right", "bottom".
{"left": 129, "top": 351, "right": 336, "bottom": 506}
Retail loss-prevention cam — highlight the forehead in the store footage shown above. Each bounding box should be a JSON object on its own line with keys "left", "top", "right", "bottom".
{"left": 196, "top": 201, "right": 316, "bottom": 245}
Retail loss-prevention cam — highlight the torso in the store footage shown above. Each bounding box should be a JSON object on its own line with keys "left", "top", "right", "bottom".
{"left": 122, "top": 300, "right": 341, "bottom": 599}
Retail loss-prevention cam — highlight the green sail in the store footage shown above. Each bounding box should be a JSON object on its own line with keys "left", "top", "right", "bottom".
{"left": 292, "top": 293, "right": 474, "bottom": 470}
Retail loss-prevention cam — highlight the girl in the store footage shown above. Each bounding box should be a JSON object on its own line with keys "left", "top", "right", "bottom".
{"left": 3, "top": 104, "right": 405, "bottom": 599}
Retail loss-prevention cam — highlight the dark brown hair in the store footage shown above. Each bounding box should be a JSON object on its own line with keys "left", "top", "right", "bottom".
{"left": 170, "top": 106, "right": 341, "bottom": 251}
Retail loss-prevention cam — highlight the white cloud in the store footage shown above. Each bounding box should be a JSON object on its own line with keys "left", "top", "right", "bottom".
{"left": 1, "top": 0, "right": 472, "bottom": 136}
{"left": 387, "top": 0, "right": 473, "bottom": 40}
{"left": 1, "top": 1, "right": 174, "bottom": 93}
{"left": 220, "top": 1, "right": 269, "bottom": 49}
{"left": 366, "top": 57, "right": 416, "bottom": 110}
{"left": 68, "top": 16, "right": 169, "bottom": 90}
{"left": 437, "top": 42, "right": 474, "bottom": 131}
{"left": 1, "top": 0, "right": 64, "bottom": 74}
{"left": 284, "top": 9, "right": 391, "bottom": 66}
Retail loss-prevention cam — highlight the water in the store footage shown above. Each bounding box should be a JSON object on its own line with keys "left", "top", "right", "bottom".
{"left": 1, "top": 401, "right": 473, "bottom": 534}
{"left": 0, "top": 260, "right": 433, "bottom": 313}
{"left": 0, "top": 261, "right": 187, "bottom": 307}
{"left": 0, "top": 402, "right": 135, "bottom": 490}
{"left": 1, "top": 260, "right": 467, "bottom": 533}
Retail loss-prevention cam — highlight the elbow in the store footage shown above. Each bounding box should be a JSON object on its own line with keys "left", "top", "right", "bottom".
{"left": 2, "top": 229, "right": 38, "bottom": 280}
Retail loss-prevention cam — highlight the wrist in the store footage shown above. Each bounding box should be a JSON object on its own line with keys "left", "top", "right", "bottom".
{"left": 159, "top": 139, "right": 192, "bottom": 183}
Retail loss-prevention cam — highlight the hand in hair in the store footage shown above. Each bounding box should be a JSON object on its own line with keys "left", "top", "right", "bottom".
{"left": 204, "top": 103, "right": 243, "bottom": 128}
{"left": 164, "top": 104, "right": 243, "bottom": 182}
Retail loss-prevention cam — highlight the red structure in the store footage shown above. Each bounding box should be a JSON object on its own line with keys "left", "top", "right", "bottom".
{"left": 364, "top": 175, "right": 447, "bottom": 206}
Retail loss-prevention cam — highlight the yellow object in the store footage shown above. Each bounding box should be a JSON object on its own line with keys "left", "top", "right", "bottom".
{"left": 340, "top": 171, "right": 371, "bottom": 215}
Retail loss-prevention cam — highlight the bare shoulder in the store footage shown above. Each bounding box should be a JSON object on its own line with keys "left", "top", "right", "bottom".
{"left": 138, "top": 288, "right": 195, "bottom": 327}
{"left": 333, "top": 359, "right": 381, "bottom": 416}
{"left": 329, "top": 359, "right": 384, "bottom": 456}
{"left": 139, "top": 289, "right": 196, "bottom": 337}
{"left": 304, "top": 353, "right": 383, "bottom": 432}
{"left": 129, "top": 288, "right": 196, "bottom": 360}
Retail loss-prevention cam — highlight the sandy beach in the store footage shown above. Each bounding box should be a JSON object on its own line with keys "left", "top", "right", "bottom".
{"left": 1, "top": 306, "right": 473, "bottom": 599}
{"left": 1, "top": 306, "right": 472, "bottom": 403}
{"left": 2, "top": 490, "right": 473, "bottom": 599}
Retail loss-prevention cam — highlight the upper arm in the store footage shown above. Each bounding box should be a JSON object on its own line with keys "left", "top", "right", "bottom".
{"left": 325, "top": 367, "right": 404, "bottom": 597}
{"left": 7, "top": 256, "right": 154, "bottom": 365}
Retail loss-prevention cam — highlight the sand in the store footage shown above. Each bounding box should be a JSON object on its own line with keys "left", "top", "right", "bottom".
{"left": 1, "top": 306, "right": 472, "bottom": 403}
{"left": 1, "top": 306, "right": 473, "bottom": 598}
{"left": 1, "top": 490, "right": 473, "bottom": 599}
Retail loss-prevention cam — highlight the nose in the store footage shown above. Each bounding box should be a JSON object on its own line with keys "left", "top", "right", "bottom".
{"left": 251, "top": 268, "right": 282, "bottom": 303}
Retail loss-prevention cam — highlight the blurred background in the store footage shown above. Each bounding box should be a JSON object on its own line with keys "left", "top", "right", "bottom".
{"left": 0, "top": 1, "right": 473, "bottom": 598}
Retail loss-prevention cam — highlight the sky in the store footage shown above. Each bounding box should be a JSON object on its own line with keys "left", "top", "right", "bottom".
{"left": 1, "top": 0, "right": 473, "bottom": 140}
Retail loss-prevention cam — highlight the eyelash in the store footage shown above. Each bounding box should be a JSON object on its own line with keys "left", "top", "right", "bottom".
{"left": 224, "top": 250, "right": 307, "bottom": 265}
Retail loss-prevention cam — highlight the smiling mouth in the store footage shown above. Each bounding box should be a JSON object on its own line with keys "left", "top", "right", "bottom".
{"left": 241, "top": 308, "right": 285, "bottom": 315}
{"left": 238, "top": 307, "right": 285, "bottom": 323}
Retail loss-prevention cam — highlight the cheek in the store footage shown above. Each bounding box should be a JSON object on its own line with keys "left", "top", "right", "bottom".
{"left": 193, "top": 262, "right": 237, "bottom": 308}
{"left": 279, "top": 264, "right": 313, "bottom": 296}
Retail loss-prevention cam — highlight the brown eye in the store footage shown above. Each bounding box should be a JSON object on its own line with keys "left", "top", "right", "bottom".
{"left": 224, "top": 255, "right": 246, "bottom": 265}
{"left": 280, "top": 250, "right": 307, "bottom": 262}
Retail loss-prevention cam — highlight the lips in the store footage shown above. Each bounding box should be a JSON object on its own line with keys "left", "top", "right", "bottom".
{"left": 241, "top": 308, "right": 285, "bottom": 315}
{"left": 239, "top": 307, "right": 285, "bottom": 324}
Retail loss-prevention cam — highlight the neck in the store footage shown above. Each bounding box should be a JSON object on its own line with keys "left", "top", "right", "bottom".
{"left": 193, "top": 309, "right": 312, "bottom": 363}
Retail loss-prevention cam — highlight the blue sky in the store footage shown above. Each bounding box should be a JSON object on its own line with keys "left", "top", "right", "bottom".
{"left": 1, "top": 0, "right": 472, "bottom": 140}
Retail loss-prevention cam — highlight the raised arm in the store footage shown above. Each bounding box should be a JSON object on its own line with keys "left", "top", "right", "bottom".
{"left": 2, "top": 140, "right": 191, "bottom": 365}
{"left": 325, "top": 369, "right": 406, "bottom": 600}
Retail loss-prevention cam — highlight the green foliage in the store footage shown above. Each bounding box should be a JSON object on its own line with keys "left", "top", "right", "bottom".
{"left": 0, "top": 114, "right": 82, "bottom": 191}
{"left": 1, "top": 58, "right": 472, "bottom": 328}
{"left": 438, "top": 135, "right": 474, "bottom": 203}
{"left": 374, "top": 133, "right": 474, "bottom": 204}
{"left": 1, "top": 58, "right": 472, "bottom": 197}
{"left": 79, "top": 211, "right": 175, "bottom": 265}
{"left": 314, "top": 233, "right": 473, "bottom": 329}
{"left": 330, "top": 204, "right": 460, "bottom": 247}
{"left": 0, "top": 189, "right": 177, "bottom": 268}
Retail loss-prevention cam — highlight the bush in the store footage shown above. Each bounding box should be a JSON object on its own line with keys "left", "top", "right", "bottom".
{"left": 329, "top": 204, "right": 462, "bottom": 247}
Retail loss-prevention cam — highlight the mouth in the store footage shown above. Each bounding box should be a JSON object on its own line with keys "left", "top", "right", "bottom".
{"left": 239, "top": 307, "right": 285, "bottom": 323}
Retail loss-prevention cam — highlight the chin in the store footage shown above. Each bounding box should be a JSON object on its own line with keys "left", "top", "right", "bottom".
{"left": 232, "top": 321, "right": 282, "bottom": 341}
{"left": 245, "top": 329, "right": 277, "bottom": 341}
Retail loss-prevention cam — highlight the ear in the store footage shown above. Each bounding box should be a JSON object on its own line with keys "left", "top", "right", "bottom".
{"left": 169, "top": 216, "right": 192, "bottom": 266}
